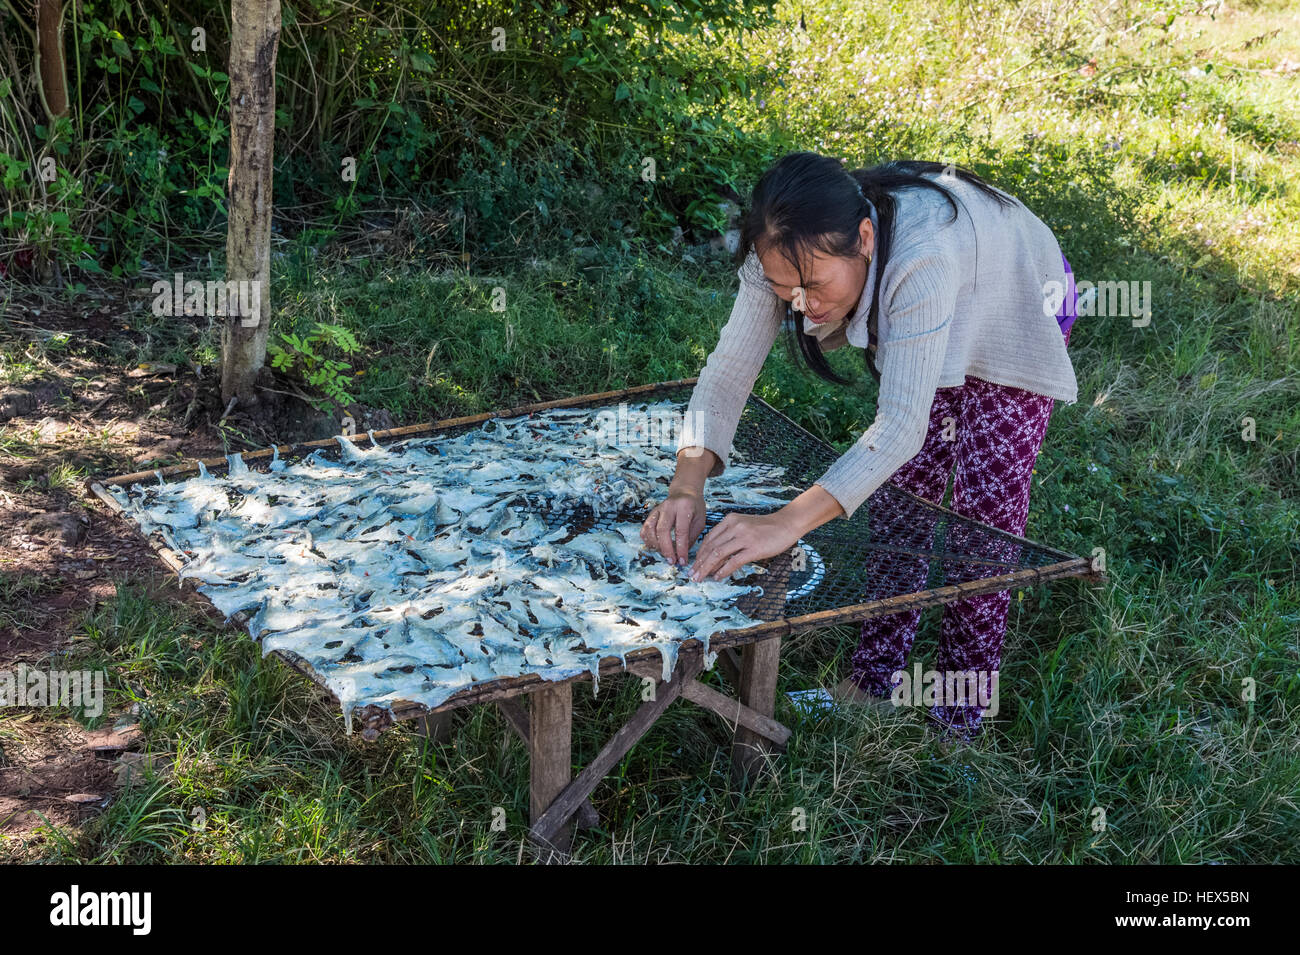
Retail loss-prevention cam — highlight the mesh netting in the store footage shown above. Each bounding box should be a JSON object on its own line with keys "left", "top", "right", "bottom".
{"left": 661, "top": 383, "right": 1078, "bottom": 622}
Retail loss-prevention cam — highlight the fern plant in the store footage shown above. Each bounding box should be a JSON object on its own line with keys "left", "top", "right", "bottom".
{"left": 267, "top": 322, "right": 362, "bottom": 411}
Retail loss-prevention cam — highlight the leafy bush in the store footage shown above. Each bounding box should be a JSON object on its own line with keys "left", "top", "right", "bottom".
{"left": 0, "top": 0, "right": 781, "bottom": 275}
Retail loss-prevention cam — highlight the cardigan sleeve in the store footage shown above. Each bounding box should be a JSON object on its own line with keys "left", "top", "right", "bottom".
{"left": 812, "top": 248, "right": 959, "bottom": 520}
{"left": 676, "top": 255, "right": 784, "bottom": 477}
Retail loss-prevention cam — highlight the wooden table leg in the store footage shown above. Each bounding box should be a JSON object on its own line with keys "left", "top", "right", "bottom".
{"left": 730, "top": 636, "right": 782, "bottom": 787}
{"left": 499, "top": 698, "right": 599, "bottom": 830}
{"left": 530, "top": 649, "right": 704, "bottom": 847}
{"left": 413, "top": 710, "right": 457, "bottom": 744}
{"left": 529, "top": 682, "right": 573, "bottom": 855}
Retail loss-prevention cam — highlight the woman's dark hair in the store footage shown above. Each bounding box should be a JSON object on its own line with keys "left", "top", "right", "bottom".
{"left": 736, "top": 153, "right": 1017, "bottom": 386}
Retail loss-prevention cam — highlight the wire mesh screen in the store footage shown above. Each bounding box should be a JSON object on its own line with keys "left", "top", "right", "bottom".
{"left": 657, "top": 382, "right": 1083, "bottom": 623}
{"left": 91, "top": 379, "right": 1091, "bottom": 727}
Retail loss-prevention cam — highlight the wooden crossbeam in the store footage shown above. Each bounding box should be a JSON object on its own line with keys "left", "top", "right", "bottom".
{"left": 623, "top": 657, "right": 790, "bottom": 746}
{"left": 530, "top": 649, "right": 705, "bottom": 848}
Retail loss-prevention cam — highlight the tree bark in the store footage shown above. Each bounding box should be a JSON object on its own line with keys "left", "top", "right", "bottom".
{"left": 222, "top": 0, "right": 281, "bottom": 408}
{"left": 36, "top": 0, "right": 69, "bottom": 121}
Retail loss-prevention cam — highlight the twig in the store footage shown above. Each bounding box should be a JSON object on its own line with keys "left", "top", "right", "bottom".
{"left": 218, "top": 396, "right": 237, "bottom": 424}
{"left": 0, "top": 0, "right": 35, "bottom": 41}
{"left": 180, "top": 389, "right": 202, "bottom": 430}
{"left": 77, "top": 395, "right": 112, "bottom": 420}
{"left": 256, "top": 383, "right": 316, "bottom": 404}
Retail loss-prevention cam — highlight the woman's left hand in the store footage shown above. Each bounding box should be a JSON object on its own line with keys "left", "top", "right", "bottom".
{"left": 688, "top": 511, "right": 802, "bottom": 582}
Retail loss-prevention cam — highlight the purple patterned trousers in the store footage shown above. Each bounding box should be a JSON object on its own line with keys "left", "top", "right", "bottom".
{"left": 849, "top": 253, "right": 1077, "bottom": 740}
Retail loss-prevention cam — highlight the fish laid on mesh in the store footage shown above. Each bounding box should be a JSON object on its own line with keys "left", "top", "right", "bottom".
{"left": 102, "top": 399, "right": 801, "bottom": 731}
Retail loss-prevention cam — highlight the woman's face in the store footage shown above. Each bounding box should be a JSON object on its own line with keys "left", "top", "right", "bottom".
{"left": 757, "top": 217, "right": 875, "bottom": 325}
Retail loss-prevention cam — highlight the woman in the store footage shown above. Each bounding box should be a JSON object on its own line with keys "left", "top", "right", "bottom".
{"left": 639, "top": 152, "right": 1079, "bottom": 740}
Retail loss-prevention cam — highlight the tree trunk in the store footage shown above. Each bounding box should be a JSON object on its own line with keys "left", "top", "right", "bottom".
{"left": 222, "top": 0, "right": 281, "bottom": 409}
{"left": 36, "top": 0, "right": 69, "bottom": 121}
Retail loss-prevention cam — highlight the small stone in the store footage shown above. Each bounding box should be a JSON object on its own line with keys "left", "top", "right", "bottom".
{"left": 112, "top": 751, "right": 171, "bottom": 788}
{"left": 23, "top": 511, "right": 88, "bottom": 546}
{"left": 84, "top": 725, "right": 143, "bottom": 753}
{"left": 35, "top": 417, "right": 65, "bottom": 442}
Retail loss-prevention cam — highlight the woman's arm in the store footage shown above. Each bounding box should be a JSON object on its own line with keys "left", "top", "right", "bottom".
{"left": 647, "top": 257, "right": 783, "bottom": 569}
{"left": 674, "top": 251, "right": 784, "bottom": 489}
{"left": 669, "top": 445, "right": 718, "bottom": 494}
{"left": 682, "top": 248, "right": 961, "bottom": 580}
{"left": 687, "top": 483, "right": 845, "bottom": 582}
{"left": 813, "top": 247, "right": 960, "bottom": 521}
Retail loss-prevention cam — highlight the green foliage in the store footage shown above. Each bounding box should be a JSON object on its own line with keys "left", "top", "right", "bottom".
{"left": 0, "top": 143, "right": 98, "bottom": 270}
{"left": 267, "top": 322, "right": 361, "bottom": 411}
{"left": 0, "top": 0, "right": 780, "bottom": 276}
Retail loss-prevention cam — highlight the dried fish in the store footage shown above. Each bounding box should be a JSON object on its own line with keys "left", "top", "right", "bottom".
{"left": 105, "top": 398, "right": 796, "bottom": 732}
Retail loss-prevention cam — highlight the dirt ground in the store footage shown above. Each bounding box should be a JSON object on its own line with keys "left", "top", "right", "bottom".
{"left": 0, "top": 289, "right": 396, "bottom": 850}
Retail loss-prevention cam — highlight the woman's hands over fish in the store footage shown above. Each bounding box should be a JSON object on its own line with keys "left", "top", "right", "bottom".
{"left": 688, "top": 510, "right": 801, "bottom": 582}
{"left": 641, "top": 488, "right": 707, "bottom": 567}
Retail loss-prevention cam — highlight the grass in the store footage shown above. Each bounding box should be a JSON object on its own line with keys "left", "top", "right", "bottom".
{"left": 2, "top": 0, "right": 1297, "bottom": 862}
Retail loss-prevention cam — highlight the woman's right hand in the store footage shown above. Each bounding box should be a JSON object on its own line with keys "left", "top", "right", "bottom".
{"left": 640, "top": 488, "right": 707, "bottom": 567}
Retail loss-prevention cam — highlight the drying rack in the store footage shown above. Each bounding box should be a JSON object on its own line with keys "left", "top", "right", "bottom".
{"left": 88, "top": 378, "right": 1104, "bottom": 854}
